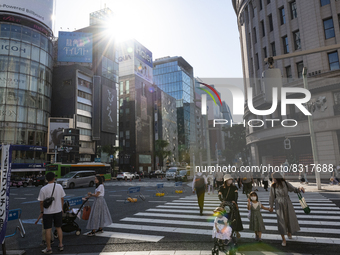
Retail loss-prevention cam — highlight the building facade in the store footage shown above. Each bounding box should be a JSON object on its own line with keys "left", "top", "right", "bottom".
{"left": 118, "top": 40, "right": 155, "bottom": 173}
{"left": 51, "top": 8, "right": 119, "bottom": 162}
{"left": 153, "top": 57, "right": 196, "bottom": 164}
{"left": 0, "top": 1, "right": 54, "bottom": 173}
{"left": 233, "top": 0, "right": 340, "bottom": 178}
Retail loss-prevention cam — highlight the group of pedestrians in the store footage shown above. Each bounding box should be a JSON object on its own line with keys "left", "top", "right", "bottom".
{"left": 193, "top": 171, "right": 305, "bottom": 247}
{"left": 37, "top": 172, "right": 112, "bottom": 254}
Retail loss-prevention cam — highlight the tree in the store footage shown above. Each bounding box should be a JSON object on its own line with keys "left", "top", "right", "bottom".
{"left": 155, "top": 140, "right": 171, "bottom": 168}
{"left": 223, "top": 125, "right": 248, "bottom": 165}
{"left": 101, "top": 145, "right": 121, "bottom": 175}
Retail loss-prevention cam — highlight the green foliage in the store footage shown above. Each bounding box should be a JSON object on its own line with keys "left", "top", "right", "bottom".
{"left": 155, "top": 140, "right": 171, "bottom": 166}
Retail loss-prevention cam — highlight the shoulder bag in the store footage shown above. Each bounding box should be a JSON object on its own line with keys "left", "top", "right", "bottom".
{"left": 43, "top": 182, "right": 56, "bottom": 209}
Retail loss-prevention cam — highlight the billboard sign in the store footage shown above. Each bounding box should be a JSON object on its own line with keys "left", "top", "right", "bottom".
{"left": 134, "top": 40, "right": 153, "bottom": 83}
{"left": 57, "top": 31, "right": 93, "bottom": 63}
{"left": 0, "top": 0, "right": 54, "bottom": 30}
{"left": 101, "top": 84, "right": 117, "bottom": 134}
{"left": 118, "top": 40, "right": 135, "bottom": 77}
{"left": 0, "top": 145, "right": 12, "bottom": 244}
{"left": 48, "top": 118, "right": 70, "bottom": 153}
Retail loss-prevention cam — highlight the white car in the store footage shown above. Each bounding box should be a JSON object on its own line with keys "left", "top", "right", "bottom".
{"left": 166, "top": 168, "right": 177, "bottom": 180}
{"left": 116, "top": 172, "right": 134, "bottom": 181}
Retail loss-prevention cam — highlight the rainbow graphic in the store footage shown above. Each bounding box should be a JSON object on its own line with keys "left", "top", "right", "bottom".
{"left": 198, "top": 82, "right": 222, "bottom": 106}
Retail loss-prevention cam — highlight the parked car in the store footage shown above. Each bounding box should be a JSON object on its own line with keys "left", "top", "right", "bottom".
{"left": 56, "top": 171, "right": 96, "bottom": 189}
{"left": 10, "top": 176, "right": 28, "bottom": 188}
{"left": 175, "top": 170, "right": 190, "bottom": 182}
{"left": 33, "top": 176, "right": 47, "bottom": 187}
{"left": 116, "top": 172, "right": 134, "bottom": 181}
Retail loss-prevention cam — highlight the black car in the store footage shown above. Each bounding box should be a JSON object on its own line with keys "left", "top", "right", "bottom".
{"left": 175, "top": 170, "right": 189, "bottom": 182}
{"left": 33, "top": 176, "right": 46, "bottom": 187}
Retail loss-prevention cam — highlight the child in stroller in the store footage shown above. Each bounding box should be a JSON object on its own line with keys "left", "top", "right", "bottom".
{"left": 54, "top": 198, "right": 88, "bottom": 238}
{"left": 212, "top": 201, "right": 237, "bottom": 255}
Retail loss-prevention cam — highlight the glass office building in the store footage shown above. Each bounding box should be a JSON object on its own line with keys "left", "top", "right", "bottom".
{"left": 153, "top": 57, "right": 196, "bottom": 159}
{"left": 0, "top": 13, "right": 53, "bottom": 172}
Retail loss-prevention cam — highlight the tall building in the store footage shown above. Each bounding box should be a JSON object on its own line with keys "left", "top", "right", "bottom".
{"left": 154, "top": 87, "right": 178, "bottom": 168}
{"left": 51, "top": 8, "right": 119, "bottom": 163}
{"left": 233, "top": 0, "right": 340, "bottom": 178}
{"left": 118, "top": 39, "right": 154, "bottom": 173}
{"left": 153, "top": 56, "right": 196, "bottom": 164}
{"left": 0, "top": 1, "right": 54, "bottom": 173}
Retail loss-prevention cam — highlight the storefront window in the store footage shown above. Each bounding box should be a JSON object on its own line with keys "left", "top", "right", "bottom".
{"left": 28, "top": 108, "right": 36, "bottom": 124}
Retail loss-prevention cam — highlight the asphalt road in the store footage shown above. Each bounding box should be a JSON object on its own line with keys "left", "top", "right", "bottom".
{"left": 4, "top": 179, "right": 340, "bottom": 255}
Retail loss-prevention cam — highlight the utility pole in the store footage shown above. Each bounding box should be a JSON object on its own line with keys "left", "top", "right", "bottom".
{"left": 302, "top": 67, "right": 321, "bottom": 190}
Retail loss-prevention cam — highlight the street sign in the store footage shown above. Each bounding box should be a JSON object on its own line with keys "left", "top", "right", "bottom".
{"left": 110, "top": 155, "right": 113, "bottom": 159}
{"left": 95, "top": 158, "right": 101, "bottom": 162}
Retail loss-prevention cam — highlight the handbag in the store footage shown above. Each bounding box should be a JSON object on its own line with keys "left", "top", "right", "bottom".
{"left": 43, "top": 182, "right": 56, "bottom": 209}
{"left": 82, "top": 206, "right": 91, "bottom": 220}
{"left": 297, "top": 192, "right": 311, "bottom": 214}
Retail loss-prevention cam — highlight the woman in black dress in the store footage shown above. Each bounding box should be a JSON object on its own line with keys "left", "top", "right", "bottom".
{"left": 218, "top": 174, "right": 243, "bottom": 238}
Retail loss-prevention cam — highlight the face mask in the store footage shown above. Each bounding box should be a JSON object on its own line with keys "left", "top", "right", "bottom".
{"left": 251, "top": 196, "right": 257, "bottom": 201}
{"left": 227, "top": 180, "right": 232, "bottom": 185}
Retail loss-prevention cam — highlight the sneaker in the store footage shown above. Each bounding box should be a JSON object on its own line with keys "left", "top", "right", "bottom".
{"left": 87, "top": 231, "right": 95, "bottom": 237}
{"left": 281, "top": 241, "right": 286, "bottom": 246}
{"left": 41, "top": 248, "right": 52, "bottom": 254}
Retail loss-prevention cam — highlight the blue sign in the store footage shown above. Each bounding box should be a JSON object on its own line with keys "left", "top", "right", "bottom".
{"left": 110, "top": 155, "right": 114, "bottom": 159}
{"left": 134, "top": 40, "right": 152, "bottom": 68}
{"left": 95, "top": 158, "right": 101, "bottom": 162}
{"left": 57, "top": 31, "right": 92, "bottom": 63}
{"left": 66, "top": 197, "right": 83, "bottom": 207}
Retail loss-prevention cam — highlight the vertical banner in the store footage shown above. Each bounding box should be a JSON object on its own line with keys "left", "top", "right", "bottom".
{"left": 0, "top": 144, "right": 12, "bottom": 243}
{"left": 92, "top": 76, "right": 101, "bottom": 140}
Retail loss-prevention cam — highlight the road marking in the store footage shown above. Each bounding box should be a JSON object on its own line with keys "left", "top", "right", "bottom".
{"left": 14, "top": 198, "right": 26, "bottom": 200}
{"left": 120, "top": 217, "right": 340, "bottom": 234}
{"left": 106, "top": 223, "right": 340, "bottom": 244}
{"left": 84, "top": 231, "right": 164, "bottom": 242}
{"left": 22, "top": 219, "right": 41, "bottom": 225}
{"left": 148, "top": 201, "right": 167, "bottom": 203}
{"left": 146, "top": 208, "right": 340, "bottom": 220}
{"left": 21, "top": 200, "right": 39, "bottom": 204}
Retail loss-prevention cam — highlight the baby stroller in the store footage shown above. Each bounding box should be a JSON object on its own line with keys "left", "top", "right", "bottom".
{"left": 212, "top": 201, "right": 238, "bottom": 255}
{"left": 54, "top": 198, "right": 88, "bottom": 238}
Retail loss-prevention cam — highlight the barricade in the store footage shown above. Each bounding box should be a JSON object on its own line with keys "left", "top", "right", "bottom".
{"left": 124, "top": 186, "right": 145, "bottom": 203}
{"left": 5, "top": 209, "right": 25, "bottom": 238}
{"left": 173, "top": 181, "right": 184, "bottom": 194}
{"left": 154, "top": 183, "right": 165, "bottom": 197}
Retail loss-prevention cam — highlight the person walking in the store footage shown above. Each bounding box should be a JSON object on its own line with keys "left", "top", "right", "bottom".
{"left": 269, "top": 172, "right": 305, "bottom": 247}
{"left": 262, "top": 171, "right": 269, "bottom": 191}
{"left": 241, "top": 171, "right": 253, "bottom": 196}
{"left": 86, "top": 176, "right": 113, "bottom": 236}
{"left": 192, "top": 171, "right": 207, "bottom": 215}
{"left": 215, "top": 171, "right": 224, "bottom": 190}
{"left": 38, "top": 172, "right": 65, "bottom": 254}
{"left": 218, "top": 174, "right": 243, "bottom": 238}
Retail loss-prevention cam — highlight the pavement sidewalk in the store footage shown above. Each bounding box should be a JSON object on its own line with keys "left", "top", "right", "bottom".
{"left": 58, "top": 252, "right": 313, "bottom": 255}
{"left": 289, "top": 181, "right": 340, "bottom": 192}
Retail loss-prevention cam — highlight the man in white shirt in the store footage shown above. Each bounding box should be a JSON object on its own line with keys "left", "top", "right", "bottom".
{"left": 38, "top": 172, "right": 66, "bottom": 254}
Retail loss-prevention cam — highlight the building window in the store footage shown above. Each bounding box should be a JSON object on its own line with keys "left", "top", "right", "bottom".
{"left": 267, "top": 0, "right": 271, "bottom": 4}
{"left": 126, "top": 96, "right": 129, "bottom": 103}
{"left": 271, "top": 42, "right": 276, "bottom": 56}
{"left": 320, "top": 0, "right": 330, "bottom": 7}
{"left": 328, "top": 52, "right": 340, "bottom": 70}
{"left": 259, "top": 0, "right": 263, "bottom": 10}
{"left": 119, "top": 131, "right": 123, "bottom": 138}
{"left": 78, "top": 90, "right": 92, "bottom": 101}
{"left": 263, "top": 47, "right": 267, "bottom": 58}
{"left": 261, "top": 20, "right": 265, "bottom": 37}
{"left": 279, "top": 7, "right": 286, "bottom": 25}
{"left": 142, "top": 83, "right": 146, "bottom": 96}
{"left": 297, "top": 62, "right": 304, "bottom": 78}
{"left": 253, "top": 27, "right": 257, "bottom": 43}
{"left": 293, "top": 30, "right": 301, "bottom": 50}
{"left": 256, "top": 53, "right": 259, "bottom": 70}
{"left": 286, "top": 66, "right": 292, "bottom": 82}
{"left": 282, "top": 36, "right": 289, "bottom": 54}
{"left": 120, "top": 81, "right": 123, "bottom": 95}
{"left": 125, "top": 107, "right": 130, "bottom": 114}
{"left": 290, "top": 1, "right": 297, "bottom": 19}
{"left": 119, "top": 98, "right": 123, "bottom": 107}
{"left": 334, "top": 92, "right": 340, "bottom": 105}
{"left": 268, "top": 14, "right": 273, "bottom": 31}
{"left": 251, "top": 4, "right": 255, "bottom": 18}
{"left": 324, "top": 18, "right": 335, "bottom": 39}
{"left": 126, "top": 80, "right": 130, "bottom": 94}
{"left": 126, "top": 130, "right": 130, "bottom": 139}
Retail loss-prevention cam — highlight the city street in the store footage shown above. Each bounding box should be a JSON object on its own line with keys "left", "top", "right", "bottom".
{"left": 4, "top": 179, "right": 340, "bottom": 255}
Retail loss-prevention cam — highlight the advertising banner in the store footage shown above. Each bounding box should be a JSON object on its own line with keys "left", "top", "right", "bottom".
{"left": 101, "top": 84, "right": 117, "bottom": 134}
{"left": 134, "top": 40, "right": 153, "bottom": 83}
{"left": 118, "top": 40, "right": 134, "bottom": 77}
{"left": 57, "top": 31, "right": 93, "bottom": 63}
{"left": 0, "top": 144, "right": 12, "bottom": 244}
{"left": 0, "top": 0, "right": 54, "bottom": 30}
{"left": 48, "top": 118, "right": 70, "bottom": 153}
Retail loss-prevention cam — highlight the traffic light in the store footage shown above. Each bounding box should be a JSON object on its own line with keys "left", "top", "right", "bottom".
{"left": 284, "top": 138, "right": 291, "bottom": 150}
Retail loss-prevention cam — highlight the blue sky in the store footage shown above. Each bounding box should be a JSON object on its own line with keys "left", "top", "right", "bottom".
{"left": 55, "top": 0, "right": 243, "bottom": 78}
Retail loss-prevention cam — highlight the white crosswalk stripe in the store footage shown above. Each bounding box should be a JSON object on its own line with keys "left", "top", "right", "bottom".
{"left": 88, "top": 192, "right": 340, "bottom": 245}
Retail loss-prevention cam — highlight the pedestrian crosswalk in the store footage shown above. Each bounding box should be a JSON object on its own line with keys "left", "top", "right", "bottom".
{"left": 86, "top": 192, "right": 340, "bottom": 245}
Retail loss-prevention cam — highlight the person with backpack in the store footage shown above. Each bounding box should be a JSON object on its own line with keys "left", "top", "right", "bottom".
{"left": 192, "top": 171, "right": 207, "bottom": 215}
{"left": 269, "top": 172, "right": 305, "bottom": 247}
